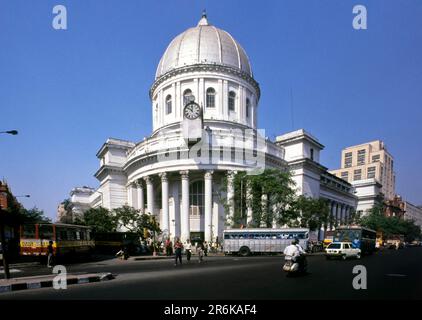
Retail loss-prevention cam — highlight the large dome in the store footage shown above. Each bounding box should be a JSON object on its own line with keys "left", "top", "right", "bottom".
{"left": 155, "top": 14, "right": 252, "bottom": 79}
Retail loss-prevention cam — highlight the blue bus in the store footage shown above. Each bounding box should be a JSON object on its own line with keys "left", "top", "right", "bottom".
{"left": 333, "top": 226, "right": 376, "bottom": 254}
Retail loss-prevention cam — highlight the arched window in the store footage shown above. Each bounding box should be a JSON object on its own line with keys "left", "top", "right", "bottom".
{"left": 189, "top": 180, "right": 204, "bottom": 216}
{"left": 228, "top": 91, "right": 236, "bottom": 112}
{"left": 165, "top": 95, "right": 172, "bottom": 114}
{"left": 183, "top": 89, "right": 194, "bottom": 106}
{"left": 206, "top": 88, "right": 216, "bottom": 108}
{"left": 246, "top": 98, "right": 250, "bottom": 118}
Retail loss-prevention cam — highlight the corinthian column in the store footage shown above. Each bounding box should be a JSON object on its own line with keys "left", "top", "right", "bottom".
{"left": 226, "top": 171, "right": 236, "bottom": 228}
{"left": 136, "top": 180, "right": 144, "bottom": 212}
{"left": 160, "top": 172, "right": 169, "bottom": 234}
{"left": 180, "top": 171, "right": 190, "bottom": 242}
{"left": 204, "top": 171, "right": 213, "bottom": 242}
{"left": 144, "top": 176, "right": 154, "bottom": 215}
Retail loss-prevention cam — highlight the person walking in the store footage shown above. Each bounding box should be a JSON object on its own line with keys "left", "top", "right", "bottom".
{"left": 203, "top": 241, "right": 208, "bottom": 256}
{"left": 165, "top": 238, "right": 171, "bottom": 256}
{"left": 185, "top": 239, "right": 192, "bottom": 262}
{"left": 197, "top": 242, "right": 204, "bottom": 263}
{"left": 47, "top": 240, "right": 54, "bottom": 268}
{"left": 174, "top": 238, "right": 183, "bottom": 266}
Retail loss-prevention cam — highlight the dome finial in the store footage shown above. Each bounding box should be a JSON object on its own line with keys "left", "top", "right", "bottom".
{"left": 197, "top": 9, "right": 209, "bottom": 26}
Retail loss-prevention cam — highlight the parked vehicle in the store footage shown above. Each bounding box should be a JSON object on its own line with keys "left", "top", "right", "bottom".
{"left": 325, "top": 242, "right": 361, "bottom": 260}
{"left": 385, "top": 235, "right": 404, "bottom": 249}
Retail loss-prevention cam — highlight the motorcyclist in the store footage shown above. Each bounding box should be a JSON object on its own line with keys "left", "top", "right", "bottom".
{"left": 283, "top": 238, "right": 306, "bottom": 270}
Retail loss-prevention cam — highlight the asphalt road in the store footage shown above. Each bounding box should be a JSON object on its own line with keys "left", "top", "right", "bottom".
{"left": 1, "top": 247, "right": 422, "bottom": 300}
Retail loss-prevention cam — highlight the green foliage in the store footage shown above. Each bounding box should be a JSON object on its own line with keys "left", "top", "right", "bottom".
{"left": 220, "top": 169, "right": 298, "bottom": 228}
{"left": 19, "top": 207, "right": 52, "bottom": 224}
{"left": 81, "top": 207, "right": 118, "bottom": 233}
{"left": 112, "top": 206, "right": 161, "bottom": 239}
{"left": 360, "top": 204, "right": 421, "bottom": 242}
{"left": 294, "top": 196, "right": 330, "bottom": 231}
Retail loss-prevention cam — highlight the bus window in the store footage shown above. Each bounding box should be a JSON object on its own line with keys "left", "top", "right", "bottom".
{"left": 22, "top": 225, "right": 36, "bottom": 238}
{"left": 39, "top": 225, "right": 54, "bottom": 240}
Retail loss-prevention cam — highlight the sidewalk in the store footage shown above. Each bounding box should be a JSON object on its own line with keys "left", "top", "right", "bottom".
{"left": 0, "top": 272, "right": 114, "bottom": 294}
{"left": 129, "top": 252, "right": 225, "bottom": 261}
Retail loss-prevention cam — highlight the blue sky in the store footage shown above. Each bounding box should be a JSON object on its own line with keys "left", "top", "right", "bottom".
{"left": 1, "top": 0, "right": 421, "bottom": 219}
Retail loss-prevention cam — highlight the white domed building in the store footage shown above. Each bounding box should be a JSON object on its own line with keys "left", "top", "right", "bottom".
{"left": 69, "top": 14, "right": 357, "bottom": 242}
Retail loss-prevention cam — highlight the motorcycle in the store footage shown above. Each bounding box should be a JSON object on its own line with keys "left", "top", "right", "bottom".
{"left": 283, "top": 254, "right": 307, "bottom": 275}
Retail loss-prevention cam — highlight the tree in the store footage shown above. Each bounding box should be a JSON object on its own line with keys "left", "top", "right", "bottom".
{"left": 18, "top": 207, "right": 52, "bottom": 224}
{"left": 81, "top": 207, "right": 117, "bottom": 233}
{"left": 360, "top": 204, "right": 422, "bottom": 242}
{"left": 113, "top": 206, "right": 161, "bottom": 239}
{"left": 220, "top": 169, "right": 298, "bottom": 228}
{"left": 294, "top": 196, "right": 330, "bottom": 231}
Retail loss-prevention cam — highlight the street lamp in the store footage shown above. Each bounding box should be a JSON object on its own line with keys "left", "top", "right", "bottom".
{"left": 0, "top": 130, "right": 18, "bottom": 135}
{"left": 15, "top": 195, "right": 30, "bottom": 198}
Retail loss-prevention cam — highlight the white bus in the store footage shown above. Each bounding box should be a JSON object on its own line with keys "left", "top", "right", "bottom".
{"left": 223, "top": 228, "right": 310, "bottom": 256}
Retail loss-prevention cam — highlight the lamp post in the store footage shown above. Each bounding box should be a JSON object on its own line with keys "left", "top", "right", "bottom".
{"left": 0, "top": 130, "right": 18, "bottom": 136}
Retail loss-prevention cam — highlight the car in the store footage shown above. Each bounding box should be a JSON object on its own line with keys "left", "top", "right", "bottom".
{"left": 325, "top": 242, "right": 361, "bottom": 260}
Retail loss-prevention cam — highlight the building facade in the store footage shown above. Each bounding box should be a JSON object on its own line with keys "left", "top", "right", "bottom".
{"left": 404, "top": 202, "right": 422, "bottom": 228}
{"left": 276, "top": 130, "right": 357, "bottom": 232}
{"left": 69, "top": 14, "right": 357, "bottom": 241}
{"left": 330, "top": 140, "right": 395, "bottom": 200}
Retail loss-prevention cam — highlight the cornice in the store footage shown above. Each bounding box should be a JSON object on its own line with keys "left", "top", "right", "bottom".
{"left": 150, "top": 63, "right": 261, "bottom": 100}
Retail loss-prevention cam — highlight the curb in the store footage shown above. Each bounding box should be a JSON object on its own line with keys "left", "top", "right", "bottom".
{"left": 0, "top": 273, "right": 115, "bottom": 294}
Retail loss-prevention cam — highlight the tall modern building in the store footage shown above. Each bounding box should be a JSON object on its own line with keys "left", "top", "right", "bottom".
{"left": 330, "top": 140, "right": 396, "bottom": 200}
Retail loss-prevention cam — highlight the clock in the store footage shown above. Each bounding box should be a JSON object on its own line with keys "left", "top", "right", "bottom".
{"left": 183, "top": 102, "right": 201, "bottom": 120}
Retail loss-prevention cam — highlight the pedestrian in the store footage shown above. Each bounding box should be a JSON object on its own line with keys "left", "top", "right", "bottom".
{"left": 204, "top": 241, "right": 208, "bottom": 256}
{"left": 165, "top": 238, "right": 171, "bottom": 256}
{"left": 174, "top": 238, "right": 183, "bottom": 266}
{"left": 47, "top": 240, "right": 54, "bottom": 268}
{"left": 197, "top": 242, "right": 204, "bottom": 263}
{"left": 185, "top": 239, "right": 192, "bottom": 262}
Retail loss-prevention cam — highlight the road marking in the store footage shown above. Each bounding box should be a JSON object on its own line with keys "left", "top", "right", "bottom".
{"left": 386, "top": 274, "right": 407, "bottom": 277}
{"left": 0, "top": 269, "right": 22, "bottom": 274}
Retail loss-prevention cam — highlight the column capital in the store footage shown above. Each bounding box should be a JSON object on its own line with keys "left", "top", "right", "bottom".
{"left": 180, "top": 170, "right": 189, "bottom": 179}
{"left": 126, "top": 181, "right": 136, "bottom": 188}
{"left": 159, "top": 172, "right": 168, "bottom": 182}
{"left": 135, "top": 179, "right": 144, "bottom": 188}
{"left": 227, "top": 170, "right": 237, "bottom": 180}
{"left": 144, "top": 176, "right": 153, "bottom": 184}
{"left": 204, "top": 170, "right": 214, "bottom": 180}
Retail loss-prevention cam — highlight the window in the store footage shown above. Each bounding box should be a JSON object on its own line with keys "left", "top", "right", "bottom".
{"left": 367, "top": 166, "right": 376, "bottom": 179}
{"left": 246, "top": 98, "right": 250, "bottom": 118}
{"left": 372, "top": 154, "right": 380, "bottom": 163}
{"left": 344, "top": 152, "right": 352, "bottom": 168}
{"left": 183, "top": 89, "right": 194, "bottom": 106}
{"left": 206, "top": 88, "right": 215, "bottom": 108}
{"left": 353, "top": 169, "right": 362, "bottom": 181}
{"left": 310, "top": 148, "right": 314, "bottom": 161}
{"left": 165, "top": 95, "right": 172, "bottom": 114}
{"left": 341, "top": 171, "right": 349, "bottom": 181}
{"left": 357, "top": 149, "right": 366, "bottom": 165}
{"left": 189, "top": 180, "right": 204, "bottom": 216}
{"left": 228, "top": 91, "right": 236, "bottom": 111}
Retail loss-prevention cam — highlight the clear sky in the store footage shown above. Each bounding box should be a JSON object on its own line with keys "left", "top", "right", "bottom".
{"left": 1, "top": 0, "right": 421, "bottom": 220}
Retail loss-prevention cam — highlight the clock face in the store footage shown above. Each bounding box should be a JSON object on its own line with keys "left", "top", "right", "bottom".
{"left": 184, "top": 102, "right": 201, "bottom": 120}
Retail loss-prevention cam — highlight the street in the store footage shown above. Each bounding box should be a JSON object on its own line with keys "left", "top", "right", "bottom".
{"left": 1, "top": 247, "right": 422, "bottom": 300}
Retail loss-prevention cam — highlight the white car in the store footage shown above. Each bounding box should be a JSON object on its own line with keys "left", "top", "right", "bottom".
{"left": 325, "top": 242, "right": 361, "bottom": 260}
